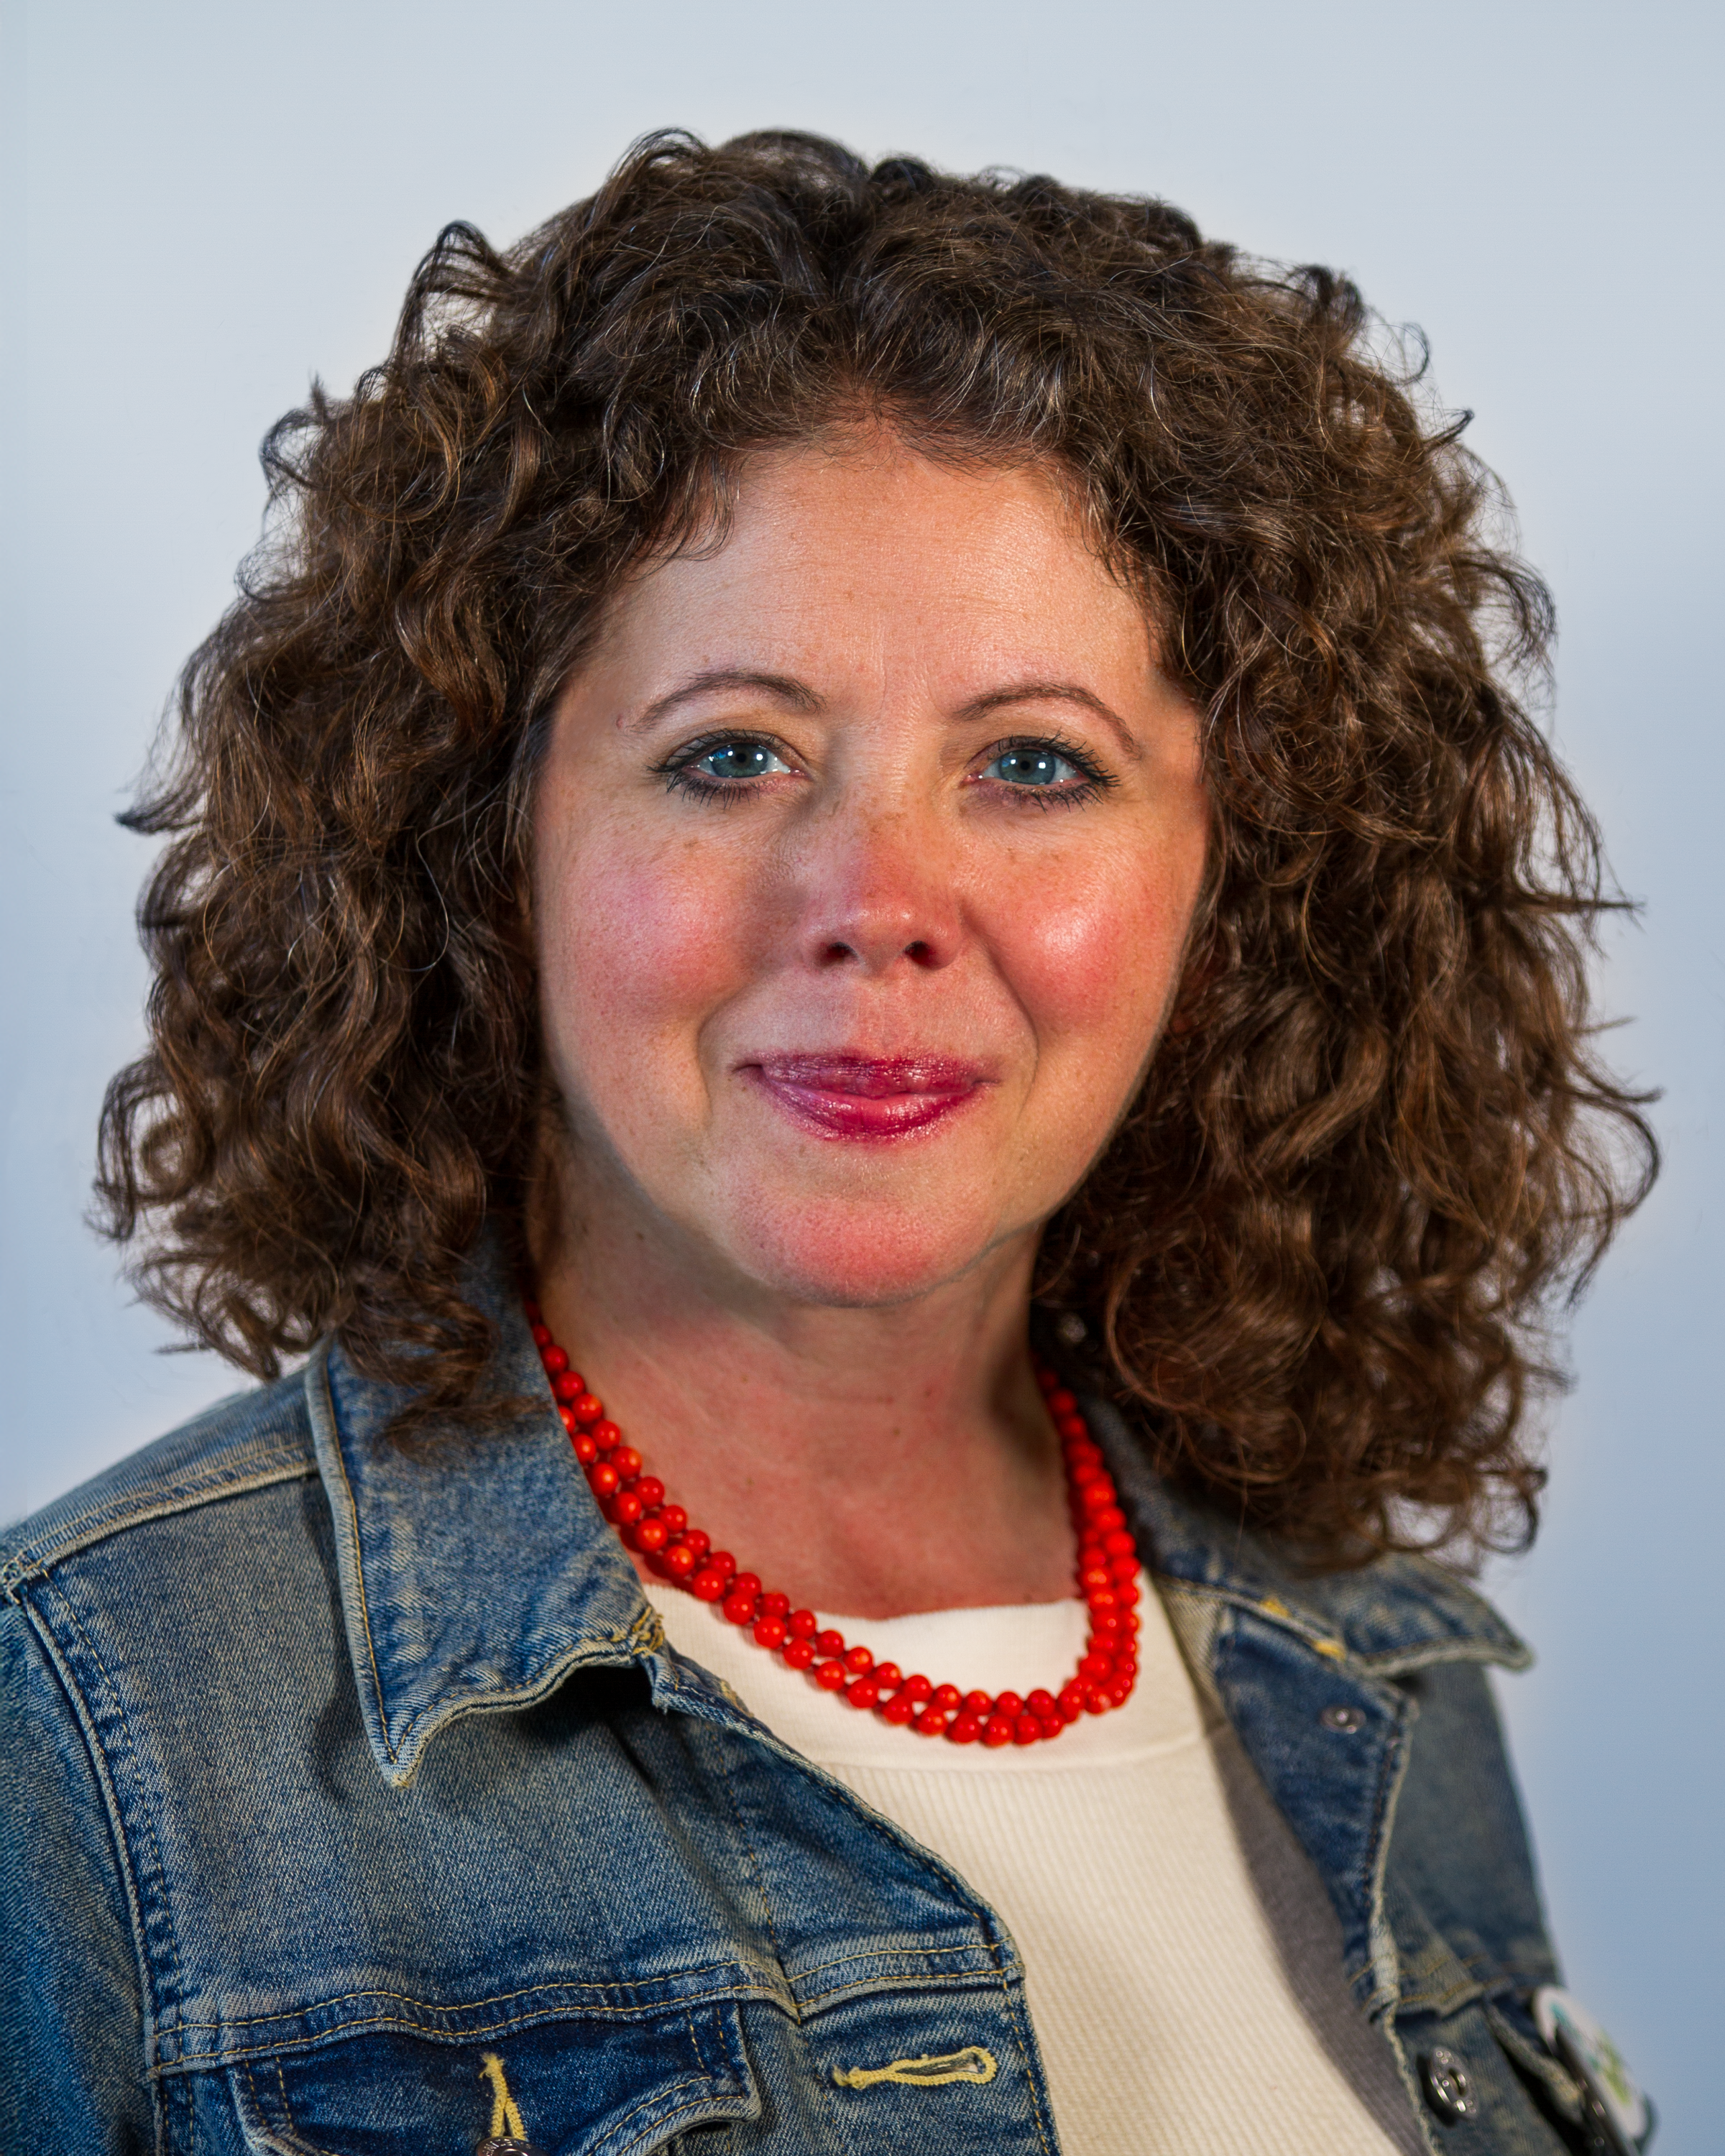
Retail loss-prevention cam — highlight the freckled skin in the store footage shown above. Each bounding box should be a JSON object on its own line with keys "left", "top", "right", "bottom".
{"left": 530, "top": 430, "right": 1208, "bottom": 1616}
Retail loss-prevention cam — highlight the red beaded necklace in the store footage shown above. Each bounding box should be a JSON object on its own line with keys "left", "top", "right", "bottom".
{"left": 526, "top": 1298, "right": 1141, "bottom": 1747}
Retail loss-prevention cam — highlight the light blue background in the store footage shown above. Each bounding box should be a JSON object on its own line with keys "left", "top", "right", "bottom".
{"left": 2, "top": 2, "right": 1717, "bottom": 2146}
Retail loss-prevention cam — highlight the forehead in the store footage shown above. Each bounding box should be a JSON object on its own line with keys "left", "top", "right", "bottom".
{"left": 588, "top": 429, "right": 1153, "bottom": 686}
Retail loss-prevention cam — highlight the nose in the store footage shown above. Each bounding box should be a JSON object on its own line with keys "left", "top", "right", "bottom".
{"left": 791, "top": 801, "right": 964, "bottom": 976}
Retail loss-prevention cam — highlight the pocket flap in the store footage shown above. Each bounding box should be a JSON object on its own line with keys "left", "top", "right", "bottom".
{"left": 229, "top": 2000, "right": 756, "bottom": 2156}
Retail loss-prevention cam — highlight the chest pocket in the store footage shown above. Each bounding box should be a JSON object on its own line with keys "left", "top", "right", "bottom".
{"left": 226, "top": 2000, "right": 757, "bottom": 2156}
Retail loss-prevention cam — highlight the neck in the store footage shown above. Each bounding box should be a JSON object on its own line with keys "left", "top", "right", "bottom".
{"left": 528, "top": 1176, "right": 1072, "bottom": 1619}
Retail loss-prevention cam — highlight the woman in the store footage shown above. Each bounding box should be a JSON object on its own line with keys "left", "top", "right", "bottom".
{"left": 1, "top": 132, "right": 1656, "bottom": 2155}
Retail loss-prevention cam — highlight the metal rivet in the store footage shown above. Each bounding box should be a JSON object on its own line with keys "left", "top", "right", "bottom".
{"left": 478, "top": 2142, "right": 549, "bottom": 2156}
{"left": 1320, "top": 1703, "right": 1368, "bottom": 1734}
{"left": 1419, "top": 2047, "right": 1479, "bottom": 2124}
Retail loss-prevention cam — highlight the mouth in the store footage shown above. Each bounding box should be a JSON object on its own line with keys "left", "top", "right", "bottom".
{"left": 742, "top": 1054, "right": 993, "bottom": 1141}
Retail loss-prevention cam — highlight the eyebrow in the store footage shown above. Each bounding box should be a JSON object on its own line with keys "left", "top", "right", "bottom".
{"left": 627, "top": 667, "right": 1143, "bottom": 758}
{"left": 955, "top": 681, "right": 1144, "bottom": 760}
{"left": 629, "top": 669, "right": 821, "bottom": 730}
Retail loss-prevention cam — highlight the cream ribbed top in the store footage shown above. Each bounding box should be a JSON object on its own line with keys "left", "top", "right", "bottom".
{"left": 650, "top": 1572, "right": 1422, "bottom": 2156}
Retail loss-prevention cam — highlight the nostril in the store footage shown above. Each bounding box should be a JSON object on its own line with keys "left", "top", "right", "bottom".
{"left": 904, "top": 939, "right": 935, "bottom": 965}
{"left": 819, "top": 940, "right": 857, "bottom": 967}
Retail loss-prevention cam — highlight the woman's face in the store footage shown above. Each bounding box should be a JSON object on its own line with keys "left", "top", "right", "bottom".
{"left": 533, "top": 430, "right": 1209, "bottom": 1309}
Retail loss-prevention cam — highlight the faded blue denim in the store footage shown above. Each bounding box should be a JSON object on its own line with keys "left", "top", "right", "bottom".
{"left": 2, "top": 1247, "right": 1615, "bottom": 2153}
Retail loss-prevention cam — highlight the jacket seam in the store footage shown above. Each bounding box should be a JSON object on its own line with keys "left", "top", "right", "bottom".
{"left": 0, "top": 1445, "right": 316, "bottom": 1589}
{"left": 158, "top": 1988, "right": 789, "bottom": 2070}
{"left": 30, "top": 1574, "right": 190, "bottom": 2059}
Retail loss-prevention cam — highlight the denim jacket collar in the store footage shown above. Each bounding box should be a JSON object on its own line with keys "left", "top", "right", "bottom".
{"left": 305, "top": 1236, "right": 1527, "bottom": 1792}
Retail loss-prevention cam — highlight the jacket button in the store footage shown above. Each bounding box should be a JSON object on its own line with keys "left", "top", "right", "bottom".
{"left": 1419, "top": 2047, "right": 1479, "bottom": 2124}
{"left": 1320, "top": 1703, "right": 1367, "bottom": 1733}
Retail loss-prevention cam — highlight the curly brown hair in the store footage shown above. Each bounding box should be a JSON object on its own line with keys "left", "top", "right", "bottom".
{"left": 97, "top": 128, "right": 1655, "bottom": 1564}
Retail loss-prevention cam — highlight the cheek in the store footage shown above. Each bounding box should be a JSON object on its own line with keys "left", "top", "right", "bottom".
{"left": 1000, "top": 838, "right": 1199, "bottom": 1062}
{"left": 538, "top": 820, "right": 750, "bottom": 1059}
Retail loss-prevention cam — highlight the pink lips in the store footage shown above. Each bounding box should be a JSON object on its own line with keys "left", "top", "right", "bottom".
{"left": 745, "top": 1054, "right": 990, "bottom": 1140}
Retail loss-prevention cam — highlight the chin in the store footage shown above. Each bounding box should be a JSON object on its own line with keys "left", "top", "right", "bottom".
{"left": 722, "top": 1192, "right": 1015, "bottom": 1309}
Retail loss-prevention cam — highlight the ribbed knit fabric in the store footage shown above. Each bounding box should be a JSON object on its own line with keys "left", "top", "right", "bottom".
{"left": 652, "top": 1572, "right": 1423, "bottom": 2156}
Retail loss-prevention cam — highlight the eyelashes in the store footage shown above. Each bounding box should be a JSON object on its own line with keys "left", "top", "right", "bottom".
{"left": 652, "top": 727, "right": 1117, "bottom": 808}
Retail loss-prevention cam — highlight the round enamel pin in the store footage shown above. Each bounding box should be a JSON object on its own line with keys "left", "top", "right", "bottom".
{"left": 1532, "top": 1986, "right": 1648, "bottom": 2149}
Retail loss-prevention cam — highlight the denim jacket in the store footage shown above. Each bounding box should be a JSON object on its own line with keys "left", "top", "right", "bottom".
{"left": 1, "top": 1251, "right": 1621, "bottom": 2156}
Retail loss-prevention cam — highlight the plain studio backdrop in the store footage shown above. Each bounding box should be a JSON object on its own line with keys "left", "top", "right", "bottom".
{"left": 2, "top": 0, "right": 1718, "bottom": 2145}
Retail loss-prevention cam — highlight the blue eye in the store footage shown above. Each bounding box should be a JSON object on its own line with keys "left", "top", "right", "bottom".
{"left": 985, "top": 747, "right": 1082, "bottom": 788}
{"left": 688, "top": 739, "right": 793, "bottom": 782}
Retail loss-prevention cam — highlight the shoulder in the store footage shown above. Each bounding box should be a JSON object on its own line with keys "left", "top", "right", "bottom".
{"left": 1, "top": 1368, "right": 317, "bottom": 1590}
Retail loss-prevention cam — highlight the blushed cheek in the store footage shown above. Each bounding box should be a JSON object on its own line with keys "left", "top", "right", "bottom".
{"left": 1006, "top": 854, "right": 1196, "bottom": 1064}
{"left": 538, "top": 830, "right": 748, "bottom": 1088}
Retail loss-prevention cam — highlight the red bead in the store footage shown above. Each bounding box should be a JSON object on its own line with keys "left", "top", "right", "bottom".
{"left": 1058, "top": 1414, "right": 1090, "bottom": 1441}
{"left": 1078, "top": 1651, "right": 1113, "bottom": 1682}
{"left": 1080, "top": 1565, "right": 1111, "bottom": 1593}
{"left": 530, "top": 1322, "right": 551, "bottom": 1346}
{"left": 659, "top": 1504, "right": 687, "bottom": 1535}
{"left": 730, "top": 1573, "right": 763, "bottom": 1603}
{"left": 1083, "top": 1686, "right": 1110, "bottom": 1715}
{"left": 1103, "top": 1529, "right": 1136, "bottom": 1556}
{"left": 541, "top": 1345, "right": 569, "bottom": 1376}
{"left": 993, "top": 1690, "right": 1024, "bottom": 1722}
{"left": 880, "top": 1692, "right": 917, "bottom": 1725}
{"left": 709, "top": 1552, "right": 737, "bottom": 1581}
{"left": 722, "top": 1591, "right": 758, "bottom": 1625}
{"left": 932, "top": 1685, "right": 962, "bottom": 1714}
{"left": 591, "top": 1422, "right": 622, "bottom": 1452}
{"left": 814, "top": 1659, "right": 848, "bottom": 1692}
{"left": 636, "top": 1516, "right": 670, "bottom": 1552}
{"left": 982, "top": 1715, "right": 1015, "bottom": 1747}
{"left": 612, "top": 1491, "right": 644, "bottom": 1525}
{"left": 611, "top": 1445, "right": 643, "bottom": 1480}
{"left": 913, "top": 1708, "right": 949, "bottom": 1736}
{"left": 1070, "top": 1460, "right": 1104, "bottom": 1488}
{"left": 524, "top": 1302, "right": 543, "bottom": 1325}
{"left": 1036, "top": 1366, "right": 1060, "bottom": 1393}
{"left": 761, "top": 1592, "right": 791, "bottom": 1621}
{"left": 963, "top": 1690, "right": 993, "bottom": 1718}
{"left": 815, "top": 1629, "right": 845, "bottom": 1658}
{"left": 1093, "top": 1506, "right": 1127, "bottom": 1534}
{"left": 1026, "top": 1690, "right": 1057, "bottom": 1720}
{"left": 1107, "top": 1680, "right": 1132, "bottom": 1707}
{"left": 635, "top": 1477, "right": 666, "bottom": 1510}
{"left": 588, "top": 1462, "right": 620, "bottom": 1498}
{"left": 1058, "top": 1683, "right": 1086, "bottom": 1722}
{"left": 902, "top": 1674, "right": 933, "bottom": 1703}
{"left": 842, "top": 1646, "right": 873, "bottom": 1676}
{"left": 663, "top": 1542, "right": 698, "bottom": 1579}
{"left": 573, "top": 1433, "right": 598, "bottom": 1465}
{"left": 753, "top": 1616, "right": 788, "bottom": 1649}
{"left": 571, "top": 1393, "right": 604, "bottom": 1424}
{"left": 559, "top": 1407, "right": 578, "bottom": 1434}
{"left": 783, "top": 1637, "right": 816, "bottom": 1670}
{"left": 873, "top": 1662, "right": 903, "bottom": 1692}
{"left": 788, "top": 1609, "right": 818, "bottom": 1639}
{"left": 1088, "top": 1589, "right": 1118, "bottom": 1614}
{"left": 681, "top": 1530, "right": 711, "bottom": 1562}
{"left": 1080, "top": 1483, "right": 1116, "bottom": 1514}
{"left": 845, "top": 1677, "right": 880, "bottom": 1710}
{"left": 554, "top": 1371, "right": 583, "bottom": 1404}
{"left": 947, "top": 1713, "right": 983, "bottom": 1745}
{"left": 1036, "top": 1715, "right": 1064, "bottom": 1741}
{"left": 1013, "top": 1714, "right": 1041, "bottom": 1746}
{"left": 691, "top": 1568, "right": 727, "bottom": 1603}
{"left": 1048, "top": 1389, "right": 1077, "bottom": 1416}
{"left": 1110, "top": 1553, "right": 1138, "bottom": 1580}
